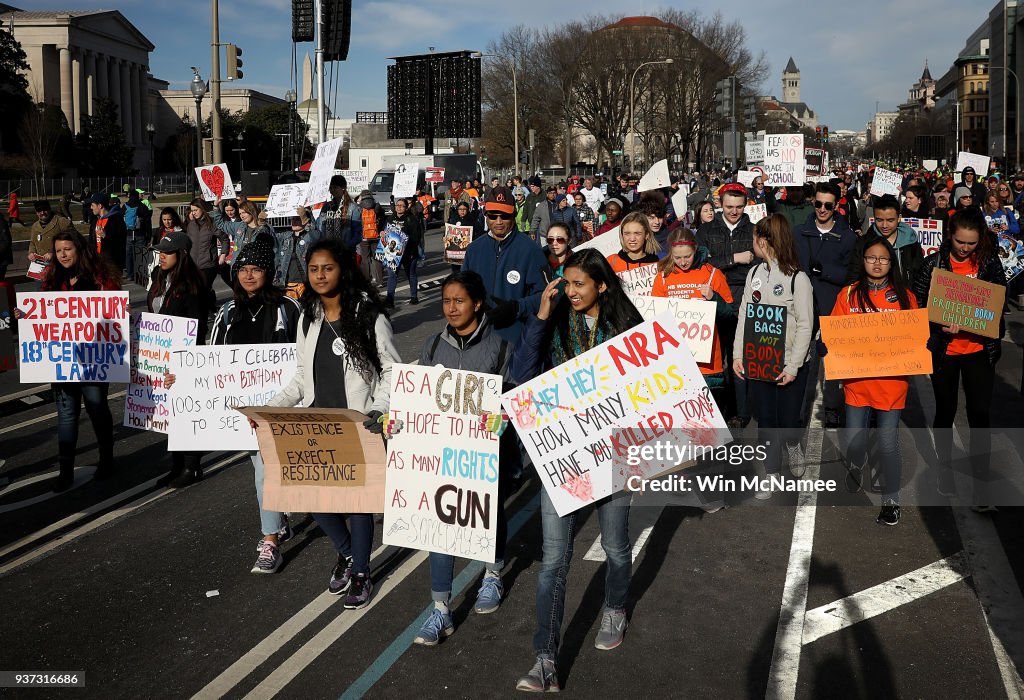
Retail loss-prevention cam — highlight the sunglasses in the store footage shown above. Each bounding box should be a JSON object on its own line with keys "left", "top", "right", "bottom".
{"left": 813, "top": 200, "right": 835, "bottom": 211}
{"left": 546, "top": 237, "right": 568, "bottom": 244}
{"left": 485, "top": 212, "right": 515, "bottom": 220}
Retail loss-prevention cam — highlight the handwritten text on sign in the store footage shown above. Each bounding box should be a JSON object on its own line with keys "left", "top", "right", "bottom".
{"left": 304, "top": 138, "right": 343, "bottom": 206}
{"left": 616, "top": 264, "right": 659, "bottom": 296}
{"left": 501, "top": 313, "right": 728, "bottom": 517}
{"left": 763, "top": 134, "right": 805, "bottom": 186}
{"left": 17, "top": 291, "right": 131, "bottom": 383}
{"left": 821, "top": 309, "right": 931, "bottom": 380}
{"left": 926, "top": 268, "right": 1005, "bottom": 339}
{"left": 124, "top": 313, "right": 197, "bottom": 433}
{"left": 744, "top": 303, "right": 787, "bottom": 382}
{"left": 383, "top": 364, "right": 501, "bottom": 561}
{"left": 627, "top": 295, "right": 715, "bottom": 364}
{"left": 167, "top": 344, "right": 297, "bottom": 450}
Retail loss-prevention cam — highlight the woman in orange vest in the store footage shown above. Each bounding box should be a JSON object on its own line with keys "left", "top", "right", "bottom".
{"left": 606, "top": 211, "right": 661, "bottom": 273}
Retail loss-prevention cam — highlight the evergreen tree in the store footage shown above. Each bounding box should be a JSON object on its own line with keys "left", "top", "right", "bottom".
{"left": 76, "top": 98, "right": 136, "bottom": 175}
{"left": 0, "top": 26, "right": 31, "bottom": 153}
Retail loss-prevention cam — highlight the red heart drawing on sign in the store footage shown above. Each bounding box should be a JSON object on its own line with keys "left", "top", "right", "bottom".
{"left": 201, "top": 166, "right": 225, "bottom": 197}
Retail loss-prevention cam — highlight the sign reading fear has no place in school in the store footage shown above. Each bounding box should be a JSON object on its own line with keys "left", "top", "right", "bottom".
{"left": 124, "top": 313, "right": 198, "bottom": 434}
{"left": 743, "top": 303, "right": 787, "bottom": 383}
{"left": 17, "top": 291, "right": 131, "bottom": 384}
{"left": 383, "top": 364, "right": 502, "bottom": 561}
{"left": 501, "top": 313, "right": 729, "bottom": 517}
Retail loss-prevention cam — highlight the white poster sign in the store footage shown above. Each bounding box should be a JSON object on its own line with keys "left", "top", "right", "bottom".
{"left": 745, "top": 140, "right": 765, "bottom": 165}
{"left": 955, "top": 151, "right": 991, "bottom": 176}
{"left": 737, "top": 170, "right": 758, "bottom": 187}
{"left": 195, "top": 164, "right": 236, "bottom": 201}
{"left": 627, "top": 294, "right": 717, "bottom": 364}
{"left": 338, "top": 169, "right": 369, "bottom": 198}
{"left": 392, "top": 162, "right": 420, "bottom": 198}
{"left": 264, "top": 183, "right": 311, "bottom": 218}
{"left": 574, "top": 226, "right": 621, "bottom": 257}
{"left": 638, "top": 159, "right": 671, "bottom": 192}
{"left": 744, "top": 203, "right": 768, "bottom": 224}
{"left": 763, "top": 134, "right": 805, "bottom": 186}
{"left": 869, "top": 167, "right": 902, "bottom": 197}
{"left": 303, "top": 138, "right": 344, "bottom": 206}
{"left": 616, "top": 264, "right": 659, "bottom": 296}
{"left": 671, "top": 185, "right": 691, "bottom": 219}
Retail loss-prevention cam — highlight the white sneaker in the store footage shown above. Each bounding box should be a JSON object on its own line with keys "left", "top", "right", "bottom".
{"left": 250, "top": 539, "right": 283, "bottom": 574}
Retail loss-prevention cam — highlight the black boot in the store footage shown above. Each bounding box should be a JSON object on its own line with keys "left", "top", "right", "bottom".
{"left": 52, "top": 443, "right": 75, "bottom": 492}
{"left": 168, "top": 468, "right": 202, "bottom": 488}
{"left": 157, "top": 463, "right": 185, "bottom": 487}
{"left": 94, "top": 439, "right": 115, "bottom": 481}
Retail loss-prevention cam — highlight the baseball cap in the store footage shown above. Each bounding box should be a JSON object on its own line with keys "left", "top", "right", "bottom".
{"left": 484, "top": 186, "right": 515, "bottom": 214}
{"left": 152, "top": 231, "right": 192, "bottom": 253}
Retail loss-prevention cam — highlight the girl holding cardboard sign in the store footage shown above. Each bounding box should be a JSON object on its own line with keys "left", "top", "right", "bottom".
{"left": 606, "top": 211, "right": 662, "bottom": 273}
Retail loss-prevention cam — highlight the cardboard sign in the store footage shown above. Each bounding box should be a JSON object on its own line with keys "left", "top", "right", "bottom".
{"left": 304, "top": 138, "right": 344, "bottom": 206}
{"left": 264, "top": 183, "right": 310, "bottom": 218}
{"left": 574, "top": 226, "right": 621, "bottom": 258}
{"left": 638, "top": 159, "right": 670, "bottom": 193}
{"left": 444, "top": 224, "right": 473, "bottom": 263}
{"left": 0, "top": 293, "right": 15, "bottom": 372}
{"left": 821, "top": 309, "right": 932, "bottom": 380}
{"left": 736, "top": 170, "right": 758, "bottom": 187}
{"left": 338, "top": 169, "right": 368, "bottom": 198}
{"left": 955, "top": 151, "right": 990, "bottom": 176}
{"left": 382, "top": 364, "right": 502, "bottom": 560}
{"left": 375, "top": 224, "right": 408, "bottom": 272}
{"left": 763, "top": 134, "right": 805, "bottom": 186}
{"left": 17, "top": 291, "right": 131, "bottom": 383}
{"left": 124, "top": 313, "right": 198, "bottom": 433}
{"left": 627, "top": 295, "right": 716, "bottom": 364}
{"left": 392, "top": 162, "right": 419, "bottom": 198}
{"left": 195, "top": 164, "right": 235, "bottom": 201}
{"left": 903, "top": 217, "right": 943, "bottom": 256}
{"left": 241, "top": 407, "right": 387, "bottom": 514}
{"left": 869, "top": 167, "right": 902, "bottom": 197}
{"left": 616, "top": 264, "right": 659, "bottom": 296}
{"left": 745, "top": 140, "right": 764, "bottom": 165}
{"left": 997, "top": 232, "right": 1024, "bottom": 282}
{"left": 925, "top": 268, "right": 1005, "bottom": 339}
{"left": 501, "top": 313, "right": 729, "bottom": 517}
{"left": 670, "top": 185, "right": 690, "bottom": 220}
{"left": 744, "top": 203, "right": 767, "bottom": 224}
{"left": 743, "top": 303, "right": 787, "bottom": 382}
{"left": 167, "top": 344, "right": 298, "bottom": 450}
{"left": 425, "top": 167, "right": 445, "bottom": 183}
{"left": 804, "top": 148, "right": 824, "bottom": 176}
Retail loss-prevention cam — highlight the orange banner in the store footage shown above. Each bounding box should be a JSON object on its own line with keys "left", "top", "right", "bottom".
{"left": 821, "top": 309, "right": 932, "bottom": 380}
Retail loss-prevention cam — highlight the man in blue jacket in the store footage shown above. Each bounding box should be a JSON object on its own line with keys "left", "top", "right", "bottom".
{"left": 794, "top": 181, "right": 857, "bottom": 430}
{"left": 463, "top": 186, "right": 548, "bottom": 344}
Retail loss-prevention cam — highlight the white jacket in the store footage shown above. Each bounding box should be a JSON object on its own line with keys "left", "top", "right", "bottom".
{"left": 268, "top": 305, "right": 400, "bottom": 414}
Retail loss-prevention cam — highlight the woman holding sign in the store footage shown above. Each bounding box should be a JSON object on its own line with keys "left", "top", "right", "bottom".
{"left": 42, "top": 231, "right": 121, "bottom": 491}
{"left": 606, "top": 212, "right": 661, "bottom": 273}
{"left": 732, "top": 214, "right": 815, "bottom": 495}
{"left": 830, "top": 235, "right": 918, "bottom": 526}
{"left": 510, "top": 249, "right": 643, "bottom": 692}
{"left": 912, "top": 209, "right": 1007, "bottom": 510}
{"left": 267, "top": 238, "right": 399, "bottom": 609}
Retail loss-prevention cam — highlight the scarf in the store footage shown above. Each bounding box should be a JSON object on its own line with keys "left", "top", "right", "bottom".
{"left": 552, "top": 310, "right": 608, "bottom": 366}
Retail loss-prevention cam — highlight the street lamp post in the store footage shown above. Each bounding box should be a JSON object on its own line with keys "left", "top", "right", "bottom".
{"left": 236, "top": 132, "right": 245, "bottom": 179}
{"left": 629, "top": 58, "right": 673, "bottom": 173}
{"left": 190, "top": 67, "right": 207, "bottom": 172}
{"left": 145, "top": 122, "right": 156, "bottom": 192}
{"left": 473, "top": 52, "right": 519, "bottom": 179}
{"left": 991, "top": 65, "right": 1021, "bottom": 171}
{"left": 285, "top": 88, "right": 297, "bottom": 171}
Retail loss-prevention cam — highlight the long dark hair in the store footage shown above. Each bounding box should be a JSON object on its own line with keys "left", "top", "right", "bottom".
{"left": 45, "top": 231, "right": 119, "bottom": 290}
{"left": 150, "top": 247, "right": 204, "bottom": 308}
{"left": 299, "top": 238, "right": 384, "bottom": 376}
{"left": 946, "top": 208, "right": 994, "bottom": 264}
{"left": 159, "top": 206, "right": 184, "bottom": 231}
{"left": 550, "top": 249, "right": 643, "bottom": 359}
{"left": 850, "top": 234, "right": 911, "bottom": 312}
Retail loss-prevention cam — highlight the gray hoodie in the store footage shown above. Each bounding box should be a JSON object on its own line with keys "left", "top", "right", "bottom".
{"left": 733, "top": 261, "right": 815, "bottom": 377}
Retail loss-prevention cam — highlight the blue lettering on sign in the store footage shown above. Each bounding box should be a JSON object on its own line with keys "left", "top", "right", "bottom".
{"left": 535, "top": 386, "right": 560, "bottom": 416}
{"left": 565, "top": 365, "right": 597, "bottom": 399}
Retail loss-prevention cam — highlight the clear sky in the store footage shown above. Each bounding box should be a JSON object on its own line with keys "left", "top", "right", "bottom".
{"left": 17, "top": 1, "right": 989, "bottom": 131}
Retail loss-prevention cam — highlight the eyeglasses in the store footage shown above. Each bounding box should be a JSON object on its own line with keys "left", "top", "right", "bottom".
{"left": 864, "top": 256, "right": 891, "bottom": 265}
{"left": 546, "top": 237, "right": 568, "bottom": 244}
{"left": 485, "top": 212, "right": 515, "bottom": 220}
{"left": 813, "top": 200, "right": 836, "bottom": 211}
{"left": 237, "top": 266, "right": 266, "bottom": 275}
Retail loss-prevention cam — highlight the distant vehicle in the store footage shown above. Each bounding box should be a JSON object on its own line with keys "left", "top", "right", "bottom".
{"left": 369, "top": 154, "right": 484, "bottom": 220}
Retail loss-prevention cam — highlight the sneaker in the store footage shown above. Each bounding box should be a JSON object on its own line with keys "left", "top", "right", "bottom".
{"left": 594, "top": 607, "right": 628, "bottom": 650}
{"left": 384, "top": 298, "right": 396, "bottom": 310}
{"left": 413, "top": 607, "right": 454, "bottom": 645}
{"left": 785, "top": 442, "right": 805, "bottom": 478}
{"left": 251, "top": 539, "right": 283, "bottom": 574}
{"left": 328, "top": 555, "right": 353, "bottom": 595}
{"left": 344, "top": 573, "right": 373, "bottom": 609}
{"left": 876, "top": 501, "right": 900, "bottom": 526}
{"left": 408, "top": 298, "right": 420, "bottom": 305}
{"left": 754, "top": 489, "right": 772, "bottom": 501}
{"left": 515, "top": 656, "right": 559, "bottom": 693}
{"left": 824, "top": 409, "right": 840, "bottom": 431}
{"left": 474, "top": 573, "right": 504, "bottom": 614}
{"left": 937, "top": 470, "right": 956, "bottom": 497}
{"left": 277, "top": 515, "right": 293, "bottom": 543}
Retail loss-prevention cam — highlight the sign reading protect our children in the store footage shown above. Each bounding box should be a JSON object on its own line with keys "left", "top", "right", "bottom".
{"left": 743, "top": 303, "right": 787, "bottom": 382}
{"left": 925, "top": 268, "right": 1005, "bottom": 339}
{"left": 124, "top": 313, "right": 198, "bottom": 433}
{"left": 501, "top": 313, "right": 729, "bottom": 517}
{"left": 383, "top": 364, "right": 502, "bottom": 561}
{"left": 17, "top": 291, "right": 131, "bottom": 383}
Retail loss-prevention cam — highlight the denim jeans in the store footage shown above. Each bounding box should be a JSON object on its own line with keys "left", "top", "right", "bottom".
{"left": 251, "top": 451, "right": 287, "bottom": 536}
{"left": 386, "top": 257, "right": 419, "bottom": 302}
{"left": 749, "top": 365, "right": 810, "bottom": 475}
{"left": 533, "top": 488, "right": 631, "bottom": 657}
{"left": 53, "top": 382, "right": 113, "bottom": 458}
{"left": 313, "top": 513, "right": 374, "bottom": 575}
{"left": 844, "top": 404, "right": 903, "bottom": 502}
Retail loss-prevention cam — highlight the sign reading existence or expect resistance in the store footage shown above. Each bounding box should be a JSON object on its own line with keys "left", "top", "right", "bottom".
{"left": 501, "top": 313, "right": 729, "bottom": 517}
{"left": 926, "top": 268, "right": 1005, "bottom": 339}
{"left": 383, "top": 364, "right": 502, "bottom": 561}
{"left": 821, "top": 309, "right": 932, "bottom": 380}
{"left": 167, "top": 344, "right": 297, "bottom": 451}
{"left": 264, "top": 183, "right": 311, "bottom": 217}
{"left": 241, "top": 407, "right": 388, "bottom": 514}
{"left": 124, "top": 313, "right": 198, "bottom": 434}
{"left": 743, "top": 302, "right": 787, "bottom": 382}
{"left": 17, "top": 291, "right": 131, "bottom": 383}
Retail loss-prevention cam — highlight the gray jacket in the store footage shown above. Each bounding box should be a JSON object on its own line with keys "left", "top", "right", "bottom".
{"left": 419, "top": 317, "right": 511, "bottom": 381}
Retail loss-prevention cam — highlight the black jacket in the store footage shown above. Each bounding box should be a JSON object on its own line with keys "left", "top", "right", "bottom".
{"left": 793, "top": 212, "right": 857, "bottom": 317}
{"left": 387, "top": 210, "right": 425, "bottom": 267}
{"left": 911, "top": 246, "right": 1006, "bottom": 369}
{"left": 148, "top": 267, "right": 208, "bottom": 344}
{"left": 696, "top": 213, "right": 755, "bottom": 292}
{"left": 849, "top": 223, "right": 925, "bottom": 289}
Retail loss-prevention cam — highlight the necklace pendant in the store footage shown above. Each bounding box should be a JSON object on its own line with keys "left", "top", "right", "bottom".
{"left": 331, "top": 337, "right": 344, "bottom": 356}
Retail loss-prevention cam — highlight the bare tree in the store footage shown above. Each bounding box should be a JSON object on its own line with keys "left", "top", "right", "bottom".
{"left": 19, "top": 102, "right": 66, "bottom": 195}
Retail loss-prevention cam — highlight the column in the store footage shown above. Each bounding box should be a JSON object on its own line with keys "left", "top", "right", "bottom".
{"left": 59, "top": 46, "right": 74, "bottom": 130}
{"left": 120, "top": 60, "right": 132, "bottom": 143}
{"left": 109, "top": 58, "right": 121, "bottom": 128}
{"left": 96, "top": 53, "right": 108, "bottom": 101}
{"left": 132, "top": 64, "right": 143, "bottom": 144}
{"left": 71, "top": 49, "right": 82, "bottom": 133}
{"left": 85, "top": 51, "right": 96, "bottom": 117}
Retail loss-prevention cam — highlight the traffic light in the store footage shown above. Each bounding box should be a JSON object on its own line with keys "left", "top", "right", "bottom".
{"left": 743, "top": 96, "right": 757, "bottom": 128}
{"left": 715, "top": 78, "right": 733, "bottom": 117}
{"left": 823, "top": 126, "right": 829, "bottom": 144}
{"left": 816, "top": 126, "right": 822, "bottom": 137}
{"left": 226, "top": 44, "right": 243, "bottom": 80}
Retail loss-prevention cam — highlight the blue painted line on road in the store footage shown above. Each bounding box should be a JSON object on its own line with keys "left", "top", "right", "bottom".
{"left": 339, "top": 493, "right": 541, "bottom": 700}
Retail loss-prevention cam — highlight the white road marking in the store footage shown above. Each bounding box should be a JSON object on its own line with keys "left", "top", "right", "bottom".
{"left": 20, "top": 394, "right": 42, "bottom": 405}
{"left": 802, "top": 553, "right": 970, "bottom": 645}
{"left": 583, "top": 525, "right": 655, "bottom": 563}
{"left": 0, "top": 390, "right": 127, "bottom": 435}
{"left": 0, "top": 466, "right": 96, "bottom": 513}
{"left": 582, "top": 493, "right": 656, "bottom": 563}
{"left": 0, "top": 385, "right": 48, "bottom": 403}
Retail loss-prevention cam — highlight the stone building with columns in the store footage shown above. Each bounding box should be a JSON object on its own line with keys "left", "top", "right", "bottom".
{"left": 2, "top": 5, "right": 156, "bottom": 171}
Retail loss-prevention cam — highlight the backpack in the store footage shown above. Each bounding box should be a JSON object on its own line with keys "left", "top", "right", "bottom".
{"left": 124, "top": 204, "right": 139, "bottom": 231}
{"left": 361, "top": 206, "right": 379, "bottom": 240}
{"left": 753, "top": 262, "right": 820, "bottom": 339}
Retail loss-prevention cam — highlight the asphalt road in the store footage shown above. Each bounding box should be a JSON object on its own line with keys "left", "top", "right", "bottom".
{"left": 1, "top": 225, "right": 1023, "bottom": 698}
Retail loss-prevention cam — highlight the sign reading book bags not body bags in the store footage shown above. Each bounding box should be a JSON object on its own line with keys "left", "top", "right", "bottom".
{"left": 743, "top": 302, "right": 787, "bottom": 382}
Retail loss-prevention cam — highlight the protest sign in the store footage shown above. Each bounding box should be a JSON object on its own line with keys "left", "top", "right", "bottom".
{"left": 425, "top": 167, "right": 445, "bottom": 183}
{"left": 375, "top": 224, "right": 408, "bottom": 272}
{"left": 0, "top": 293, "right": 15, "bottom": 371}
{"left": 501, "top": 313, "right": 729, "bottom": 517}
{"left": 240, "top": 407, "right": 387, "bottom": 514}
{"left": 616, "top": 264, "right": 659, "bottom": 296}
{"left": 638, "top": 159, "right": 670, "bottom": 192}
{"left": 922, "top": 159, "right": 939, "bottom": 171}
{"left": 955, "top": 151, "right": 990, "bottom": 176}
{"left": 925, "top": 268, "right": 1005, "bottom": 339}
{"left": 26, "top": 257, "right": 48, "bottom": 281}
{"left": 743, "top": 303, "right": 787, "bottom": 382}
{"left": 744, "top": 203, "right": 767, "bottom": 224}
{"left": 763, "top": 134, "right": 805, "bottom": 186}
{"left": 821, "top": 309, "right": 931, "bottom": 380}
{"left": 382, "top": 364, "right": 501, "bottom": 560}
{"left": 444, "top": 224, "right": 473, "bottom": 263}
{"left": 902, "top": 217, "right": 943, "bottom": 256}
{"left": 17, "top": 291, "right": 130, "bottom": 383}
{"left": 997, "top": 232, "right": 1024, "bottom": 282}
{"left": 736, "top": 170, "right": 758, "bottom": 187}
{"left": 338, "top": 169, "right": 368, "bottom": 198}
{"left": 264, "top": 183, "right": 310, "bottom": 218}
{"left": 124, "top": 313, "right": 198, "bottom": 433}
{"left": 627, "top": 295, "right": 715, "bottom": 364}
{"left": 745, "top": 140, "right": 764, "bottom": 165}
{"left": 670, "top": 185, "right": 690, "bottom": 220}
{"left": 804, "top": 148, "right": 824, "bottom": 176}
{"left": 869, "top": 167, "right": 902, "bottom": 197}
{"left": 574, "top": 226, "right": 621, "bottom": 257}
{"left": 194, "top": 163, "right": 235, "bottom": 201}
{"left": 392, "top": 162, "right": 419, "bottom": 198}
{"left": 303, "top": 137, "right": 343, "bottom": 206}
{"left": 167, "top": 344, "right": 297, "bottom": 450}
